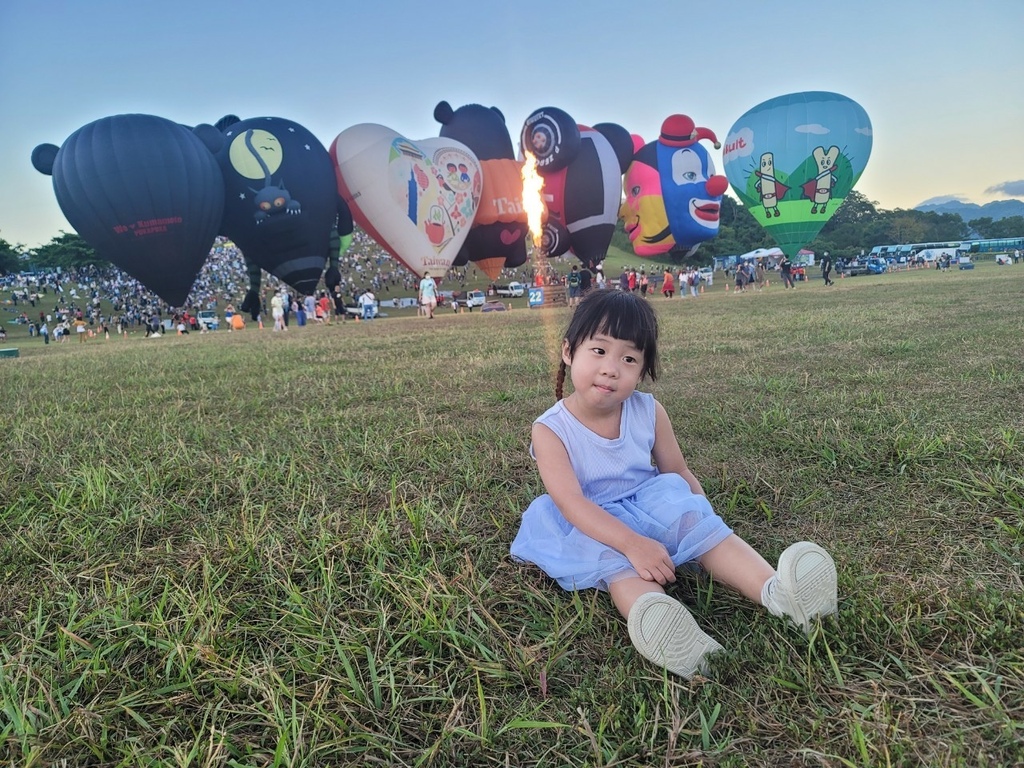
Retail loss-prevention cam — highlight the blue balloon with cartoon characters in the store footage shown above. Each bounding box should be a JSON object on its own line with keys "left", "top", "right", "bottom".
{"left": 722, "top": 92, "right": 873, "bottom": 256}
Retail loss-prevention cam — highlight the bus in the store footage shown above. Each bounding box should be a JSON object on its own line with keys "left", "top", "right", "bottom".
{"left": 962, "top": 237, "right": 1024, "bottom": 254}
{"left": 869, "top": 237, "right": 1024, "bottom": 262}
{"left": 868, "top": 241, "right": 962, "bottom": 263}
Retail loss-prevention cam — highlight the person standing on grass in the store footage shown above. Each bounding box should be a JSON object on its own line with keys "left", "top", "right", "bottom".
{"left": 333, "top": 286, "right": 347, "bottom": 322}
{"left": 510, "top": 289, "right": 837, "bottom": 679}
{"left": 779, "top": 254, "right": 795, "bottom": 289}
{"left": 734, "top": 264, "right": 747, "bottom": 293}
{"left": 661, "top": 268, "right": 674, "bottom": 299}
{"left": 688, "top": 268, "right": 701, "bottom": 298}
{"left": 359, "top": 287, "right": 376, "bottom": 320}
{"left": 821, "top": 251, "right": 834, "bottom": 286}
{"left": 567, "top": 265, "right": 582, "bottom": 307}
{"left": 580, "top": 267, "right": 592, "bottom": 296}
{"left": 317, "top": 292, "right": 331, "bottom": 324}
{"left": 755, "top": 261, "right": 767, "bottom": 290}
{"left": 419, "top": 271, "right": 438, "bottom": 319}
{"left": 271, "top": 290, "right": 286, "bottom": 331}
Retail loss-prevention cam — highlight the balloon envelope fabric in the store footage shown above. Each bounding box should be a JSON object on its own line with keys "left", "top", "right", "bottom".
{"left": 332, "top": 124, "right": 482, "bottom": 279}
{"left": 215, "top": 116, "right": 342, "bottom": 297}
{"left": 722, "top": 92, "right": 872, "bottom": 256}
{"left": 32, "top": 114, "right": 224, "bottom": 307}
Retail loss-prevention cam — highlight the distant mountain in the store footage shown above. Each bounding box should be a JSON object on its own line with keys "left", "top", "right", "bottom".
{"left": 914, "top": 199, "right": 1024, "bottom": 222}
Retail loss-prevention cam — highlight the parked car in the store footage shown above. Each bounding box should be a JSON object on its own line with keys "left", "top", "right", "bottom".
{"left": 196, "top": 310, "right": 220, "bottom": 330}
{"left": 957, "top": 256, "right": 975, "bottom": 270}
{"left": 697, "top": 267, "right": 714, "bottom": 286}
{"left": 481, "top": 301, "right": 507, "bottom": 312}
{"left": 866, "top": 257, "right": 888, "bottom": 275}
{"left": 345, "top": 303, "right": 379, "bottom": 318}
{"left": 837, "top": 259, "right": 869, "bottom": 277}
{"left": 464, "top": 290, "right": 486, "bottom": 308}
{"left": 494, "top": 281, "right": 525, "bottom": 297}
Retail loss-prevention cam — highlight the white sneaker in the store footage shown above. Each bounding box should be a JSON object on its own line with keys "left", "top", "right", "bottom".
{"left": 767, "top": 542, "right": 838, "bottom": 633}
{"left": 627, "top": 592, "right": 723, "bottom": 679}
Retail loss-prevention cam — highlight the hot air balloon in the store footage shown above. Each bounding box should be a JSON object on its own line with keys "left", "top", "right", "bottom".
{"left": 519, "top": 107, "right": 634, "bottom": 269}
{"left": 619, "top": 115, "right": 729, "bottom": 258}
{"left": 213, "top": 115, "right": 351, "bottom": 307}
{"left": 434, "top": 101, "right": 528, "bottom": 280}
{"left": 722, "top": 92, "right": 873, "bottom": 256}
{"left": 331, "top": 123, "right": 482, "bottom": 279}
{"left": 31, "top": 114, "right": 224, "bottom": 307}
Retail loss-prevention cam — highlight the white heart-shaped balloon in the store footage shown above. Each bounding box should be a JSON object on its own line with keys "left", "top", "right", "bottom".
{"left": 331, "top": 124, "right": 482, "bottom": 278}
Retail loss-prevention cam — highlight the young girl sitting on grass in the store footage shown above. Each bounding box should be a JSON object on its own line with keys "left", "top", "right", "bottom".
{"left": 510, "top": 289, "right": 838, "bottom": 679}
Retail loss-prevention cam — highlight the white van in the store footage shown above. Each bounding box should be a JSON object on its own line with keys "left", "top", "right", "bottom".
{"left": 197, "top": 310, "right": 219, "bottom": 330}
{"left": 495, "top": 281, "right": 525, "bottom": 297}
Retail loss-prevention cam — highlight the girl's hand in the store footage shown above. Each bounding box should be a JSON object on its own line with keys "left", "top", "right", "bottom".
{"left": 625, "top": 536, "right": 676, "bottom": 585}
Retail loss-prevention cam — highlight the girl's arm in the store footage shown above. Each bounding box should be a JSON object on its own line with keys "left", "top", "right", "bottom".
{"left": 650, "top": 400, "right": 706, "bottom": 496}
{"left": 533, "top": 422, "right": 677, "bottom": 584}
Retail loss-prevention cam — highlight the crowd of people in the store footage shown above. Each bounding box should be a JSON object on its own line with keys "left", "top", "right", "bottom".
{"left": 8, "top": 228, "right": 869, "bottom": 343}
{"left": 0, "top": 233, "right": 559, "bottom": 340}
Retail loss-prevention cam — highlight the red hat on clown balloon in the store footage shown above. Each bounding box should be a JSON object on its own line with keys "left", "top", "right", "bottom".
{"left": 658, "top": 115, "right": 722, "bottom": 150}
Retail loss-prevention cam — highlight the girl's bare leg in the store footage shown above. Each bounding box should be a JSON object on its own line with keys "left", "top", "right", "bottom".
{"left": 697, "top": 534, "right": 774, "bottom": 604}
{"left": 609, "top": 572, "right": 723, "bottom": 679}
{"left": 608, "top": 575, "right": 664, "bottom": 618}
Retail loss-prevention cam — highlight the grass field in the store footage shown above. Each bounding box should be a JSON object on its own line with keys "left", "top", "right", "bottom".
{"left": 2, "top": 262, "right": 1022, "bottom": 766}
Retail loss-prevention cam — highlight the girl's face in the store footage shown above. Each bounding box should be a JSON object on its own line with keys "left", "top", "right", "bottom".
{"left": 562, "top": 333, "right": 645, "bottom": 410}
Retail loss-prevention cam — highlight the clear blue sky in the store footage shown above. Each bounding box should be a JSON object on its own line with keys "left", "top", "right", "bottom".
{"left": 2, "top": 0, "right": 1022, "bottom": 249}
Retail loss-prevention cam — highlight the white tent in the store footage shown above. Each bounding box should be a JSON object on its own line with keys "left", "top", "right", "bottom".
{"left": 738, "top": 247, "right": 784, "bottom": 261}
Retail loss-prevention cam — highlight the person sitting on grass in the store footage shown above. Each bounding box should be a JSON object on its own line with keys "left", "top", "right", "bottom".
{"left": 510, "top": 289, "right": 838, "bottom": 679}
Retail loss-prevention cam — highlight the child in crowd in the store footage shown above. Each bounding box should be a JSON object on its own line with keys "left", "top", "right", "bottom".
{"left": 510, "top": 289, "right": 837, "bottom": 678}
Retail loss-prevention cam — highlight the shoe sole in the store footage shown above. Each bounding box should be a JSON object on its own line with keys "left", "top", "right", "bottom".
{"left": 627, "top": 593, "right": 723, "bottom": 679}
{"left": 776, "top": 542, "right": 838, "bottom": 633}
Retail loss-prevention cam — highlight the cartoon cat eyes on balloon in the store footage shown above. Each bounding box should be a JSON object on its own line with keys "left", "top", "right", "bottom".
{"left": 31, "top": 113, "right": 354, "bottom": 312}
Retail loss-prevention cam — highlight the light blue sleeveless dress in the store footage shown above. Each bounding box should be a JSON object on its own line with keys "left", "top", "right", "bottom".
{"left": 510, "top": 391, "right": 733, "bottom": 591}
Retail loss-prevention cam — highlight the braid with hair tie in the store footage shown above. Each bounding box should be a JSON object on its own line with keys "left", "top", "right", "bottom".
{"left": 555, "top": 360, "right": 567, "bottom": 400}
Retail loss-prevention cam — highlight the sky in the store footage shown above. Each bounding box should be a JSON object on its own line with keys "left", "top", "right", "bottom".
{"left": 2, "top": 0, "right": 1022, "bottom": 250}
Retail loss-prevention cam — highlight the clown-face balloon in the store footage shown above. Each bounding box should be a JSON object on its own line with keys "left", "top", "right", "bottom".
{"left": 619, "top": 115, "right": 728, "bottom": 257}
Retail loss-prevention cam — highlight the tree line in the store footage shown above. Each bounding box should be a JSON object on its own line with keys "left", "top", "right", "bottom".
{"left": 611, "top": 191, "right": 1024, "bottom": 265}
{"left": 3, "top": 193, "right": 1023, "bottom": 275}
